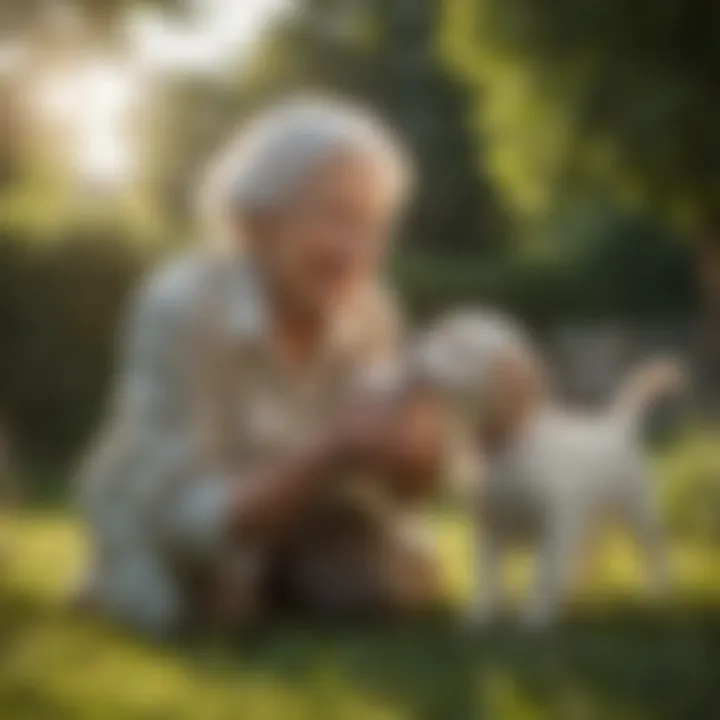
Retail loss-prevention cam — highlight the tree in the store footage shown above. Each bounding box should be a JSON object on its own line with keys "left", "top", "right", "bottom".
{"left": 441, "top": 0, "right": 720, "bottom": 347}
{"left": 442, "top": 1, "right": 720, "bottom": 224}
{"left": 233, "top": 0, "right": 509, "bottom": 255}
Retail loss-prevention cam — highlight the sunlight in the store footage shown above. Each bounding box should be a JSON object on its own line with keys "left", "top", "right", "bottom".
{"left": 32, "top": 59, "right": 138, "bottom": 186}
{"left": 74, "top": 62, "right": 137, "bottom": 184}
{"left": 8, "top": 0, "right": 292, "bottom": 190}
{"left": 130, "top": 0, "right": 293, "bottom": 75}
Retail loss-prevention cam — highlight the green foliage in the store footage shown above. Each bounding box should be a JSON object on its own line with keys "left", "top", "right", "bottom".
{"left": 0, "top": 229, "right": 150, "bottom": 475}
{"left": 394, "top": 206, "right": 695, "bottom": 322}
{"left": 441, "top": 0, "right": 720, "bottom": 231}
{"left": 660, "top": 433, "right": 720, "bottom": 542}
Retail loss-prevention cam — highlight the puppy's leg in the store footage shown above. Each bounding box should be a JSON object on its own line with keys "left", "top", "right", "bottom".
{"left": 467, "top": 519, "right": 504, "bottom": 627}
{"left": 523, "top": 503, "right": 580, "bottom": 628}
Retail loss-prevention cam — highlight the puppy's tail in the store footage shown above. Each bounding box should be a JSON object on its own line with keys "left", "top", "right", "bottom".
{"left": 613, "top": 357, "right": 685, "bottom": 425}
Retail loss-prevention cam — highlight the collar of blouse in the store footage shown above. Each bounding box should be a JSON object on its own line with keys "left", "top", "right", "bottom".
{"left": 215, "top": 258, "right": 373, "bottom": 381}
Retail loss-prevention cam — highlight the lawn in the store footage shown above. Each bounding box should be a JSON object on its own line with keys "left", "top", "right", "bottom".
{"left": 1, "top": 438, "right": 718, "bottom": 719}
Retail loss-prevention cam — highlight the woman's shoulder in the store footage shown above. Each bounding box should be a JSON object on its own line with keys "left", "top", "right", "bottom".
{"left": 132, "top": 250, "right": 240, "bottom": 327}
{"left": 137, "top": 251, "right": 213, "bottom": 310}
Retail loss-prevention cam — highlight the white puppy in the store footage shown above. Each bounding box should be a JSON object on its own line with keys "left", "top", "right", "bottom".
{"left": 415, "top": 310, "right": 682, "bottom": 627}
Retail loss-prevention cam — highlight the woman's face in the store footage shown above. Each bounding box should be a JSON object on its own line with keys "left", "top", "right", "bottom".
{"left": 245, "top": 151, "right": 398, "bottom": 318}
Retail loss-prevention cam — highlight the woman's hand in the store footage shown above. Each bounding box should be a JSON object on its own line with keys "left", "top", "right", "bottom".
{"left": 384, "top": 392, "right": 445, "bottom": 498}
{"left": 227, "top": 392, "right": 445, "bottom": 545}
{"left": 332, "top": 391, "right": 445, "bottom": 498}
{"left": 330, "top": 398, "right": 397, "bottom": 467}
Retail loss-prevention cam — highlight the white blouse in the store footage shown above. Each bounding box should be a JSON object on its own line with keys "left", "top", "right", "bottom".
{"left": 78, "top": 251, "right": 405, "bottom": 633}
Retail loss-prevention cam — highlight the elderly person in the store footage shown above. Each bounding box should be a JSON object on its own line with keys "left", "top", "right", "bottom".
{"left": 78, "top": 97, "right": 446, "bottom": 635}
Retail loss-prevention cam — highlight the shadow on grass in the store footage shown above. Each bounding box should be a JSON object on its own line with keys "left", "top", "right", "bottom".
{"left": 181, "top": 603, "right": 719, "bottom": 720}
{"left": 2, "top": 584, "right": 719, "bottom": 719}
{"left": 3, "top": 505, "right": 719, "bottom": 719}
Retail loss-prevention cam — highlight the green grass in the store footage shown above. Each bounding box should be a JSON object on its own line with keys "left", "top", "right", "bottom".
{"left": 1, "top": 436, "right": 718, "bottom": 719}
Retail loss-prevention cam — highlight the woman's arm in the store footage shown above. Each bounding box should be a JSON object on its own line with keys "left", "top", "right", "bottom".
{"left": 348, "top": 287, "right": 446, "bottom": 502}
{"left": 80, "top": 257, "right": 234, "bottom": 560}
{"left": 224, "top": 404, "right": 392, "bottom": 543}
{"left": 84, "top": 257, "right": 406, "bottom": 561}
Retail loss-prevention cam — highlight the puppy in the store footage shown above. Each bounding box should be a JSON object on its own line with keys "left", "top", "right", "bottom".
{"left": 414, "top": 310, "right": 682, "bottom": 627}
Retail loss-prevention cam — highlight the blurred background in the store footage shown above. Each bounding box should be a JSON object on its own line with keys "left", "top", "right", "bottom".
{"left": 0, "top": 0, "right": 718, "bottom": 484}
{"left": 0, "top": 3, "right": 718, "bottom": 718}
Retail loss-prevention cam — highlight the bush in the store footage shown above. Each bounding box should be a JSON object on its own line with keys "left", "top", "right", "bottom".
{"left": 393, "top": 208, "right": 696, "bottom": 323}
{"left": 660, "top": 433, "right": 720, "bottom": 542}
{"left": 0, "top": 228, "right": 151, "bottom": 484}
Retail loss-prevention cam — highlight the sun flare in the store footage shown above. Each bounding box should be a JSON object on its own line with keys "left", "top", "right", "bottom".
{"left": 32, "top": 59, "right": 138, "bottom": 186}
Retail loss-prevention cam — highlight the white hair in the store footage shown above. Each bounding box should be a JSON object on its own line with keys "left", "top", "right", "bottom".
{"left": 199, "top": 96, "right": 413, "bottom": 248}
